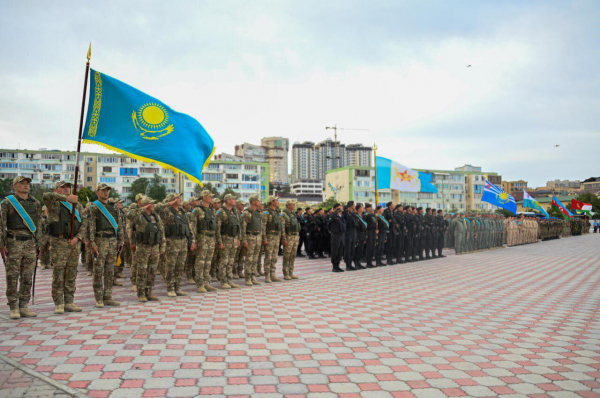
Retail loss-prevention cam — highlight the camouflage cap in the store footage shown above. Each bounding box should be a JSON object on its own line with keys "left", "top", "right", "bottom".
{"left": 95, "top": 183, "right": 112, "bottom": 191}
{"left": 140, "top": 196, "right": 156, "bottom": 206}
{"left": 189, "top": 196, "right": 200, "bottom": 202}
{"left": 165, "top": 192, "right": 183, "bottom": 202}
{"left": 135, "top": 193, "right": 146, "bottom": 201}
{"left": 267, "top": 196, "right": 279, "bottom": 204}
{"left": 200, "top": 190, "right": 214, "bottom": 198}
{"left": 109, "top": 197, "right": 124, "bottom": 204}
{"left": 213, "top": 197, "right": 222, "bottom": 203}
{"left": 249, "top": 195, "right": 260, "bottom": 202}
{"left": 224, "top": 193, "right": 237, "bottom": 201}
{"left": 54, "top": 180, "right": 72, "bottom": 189}
{"left": 286, "top": 199, "right": 297, "bottom": 204}
{"left": 13, "top": 176, "right": 32, "bottom": 185}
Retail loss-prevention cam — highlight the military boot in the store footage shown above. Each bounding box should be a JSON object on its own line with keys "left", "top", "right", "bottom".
{"left": 204, "top": 283, "right": 217, "bottom": 292}
{"left": 270, "top": 272, "right": 282, "bottom": 282}
{"left": 196, "top": 285, "right": 207, "bottom": 293}
{"left": 228, "top": 280, "right": 240, "bottom": 288}
{"left": 284, "top": 275, "right": 292, "bottom": 281}
{"left": 238, "top": 266, "right": 245, "bottom": 279}
{"left": 9, "top": 308, "right": 20, "bottom": 319}
{"left": 95, "top": 300, "right": 104, "bottom": 308}
{"left": 291, "top": 274, "right": 299, "bottom": 280}
{"left": 132, "top": 285, "right": 137, "bottom": 292}
{"left": 113, "top": 279, "right": 123, "bottom": 286}
{"left": 187, "top": 278, "right": 195, "bottom": 284}
{"left": 104, "top": 299, "right": 120, "bottom": 306}
{"left": 264, "top": 273, "right": 272, "bottom": 283}
{"left": 138, "top": 295, "right": 148, "bottom": 303}
{"left": 175, "top": 290, "right": 187, "bottom": 296}
{"left": 245, "top": 277, "right": 253, "bottom": 286}
{"left": 64, "top": 303, "right": 82, "bottom": 312}
{"left": 54, "top": 304, "right": 65, "bottom": 314}
{"left": 19, "top": 307, "right": 37, "bottom": 318}
{"left": 232, "top": 270, "right": 239, "bottom": 279}
{"left": 220, "top": 282, "right": 231, "bottom": 289}
{"left": 251, "top": 276, "right": 261, "bottom": 285}
{"left": 167, "top": 291, "right": 177, "bottom": 297}
{"left": 146, "top": 293, "right": 160, "bottom": 301}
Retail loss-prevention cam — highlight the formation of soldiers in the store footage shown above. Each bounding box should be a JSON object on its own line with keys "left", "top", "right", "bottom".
{"left": 1, "top": 175, "right": 595, "bottom": 320}
{"left": 446, "top": 214, "right": 506, "bottom": 254}
{"left": 299, "top": 202, "right": 449, "bottom": 271}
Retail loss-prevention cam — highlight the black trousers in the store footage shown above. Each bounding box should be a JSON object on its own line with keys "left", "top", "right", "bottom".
{"left": 316, "top": 232, "right": 324, "bottom": 256}
{"left": 306, "top": 232, "right": 317, "bottom": 257}
{"left": 385, "top": 233, "right": 395, "bottom": 262}
{"left": 331, "top": 233, "right": 344, "bottom": 266}
{"left": 404, "top": 233, "right": 413, "bottom": 260}
{"left": 437, "top": 233, "right": 444, "bottom": 256}
{"left": 420, "top": 233, "right": 427, "bottom": 259}
{"left": 426, "top": 232, "right": 433, "bottom": 257}
{"left": 413, "top": 234, "right": 421, "bottom": 259}
{"left": 355, "top": 231, "right": 366, "bottom": 265}
{"left": 395, "top": 233, "right": 404, "bottom": 261}
{"left": 297, "top": 231, "right": 306, "bottom": 254}
{"left": 343, "top": 228, "right": 357, "bottom": 266}
{"left": 365, "top": 230, "right": 376, "bottom": 265}
{"left": 376, "top": 231, "right": 387, "bottom": 263}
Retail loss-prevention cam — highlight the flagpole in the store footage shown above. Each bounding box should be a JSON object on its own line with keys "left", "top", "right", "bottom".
{"left": 71, "top": 43, "right": 91, "bottom": 239}
{"left": 373, "top": 143, "right": 379, "bottom": 207}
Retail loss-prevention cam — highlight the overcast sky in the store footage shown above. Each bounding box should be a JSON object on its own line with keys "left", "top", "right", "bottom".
{"left": 1, "top": 0, "right": 598, "bottom": 187}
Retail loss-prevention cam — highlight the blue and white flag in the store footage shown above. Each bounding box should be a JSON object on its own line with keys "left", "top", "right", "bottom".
{"left": 481, "top": 180, "right": 517, "bottom": 214}
{"left": 376, "top": 156, "right": 437, "bottom": 193}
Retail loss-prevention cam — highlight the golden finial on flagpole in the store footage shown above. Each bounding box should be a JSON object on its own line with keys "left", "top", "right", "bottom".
{"left": 87, "top": 42, "right": 92, "bottom": 63}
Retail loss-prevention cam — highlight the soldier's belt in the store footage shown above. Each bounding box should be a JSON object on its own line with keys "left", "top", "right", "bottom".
{"left": 199, "top": 231, "right": 215, "bottom": 237}
{"left": 246, "top": 231, "right": 261, "bottom": 235}
{"left": 267, "top": 231, "right": 280, "bottom": 235}
{"left": 286, "top": 232, "right": 299, "bottom": 236}
{"left": 95, "top": 232, "right": 116, "bottom": 238}
{"left": 6, "top": 232, "right": 33, "bottom": 241}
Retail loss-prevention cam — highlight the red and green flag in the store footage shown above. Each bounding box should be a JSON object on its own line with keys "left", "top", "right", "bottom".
{"left": 571, "top": 199, "right": 592, "bottom": 215}
{"left": 552, "top": 197, "right": 573, "bottom": 220}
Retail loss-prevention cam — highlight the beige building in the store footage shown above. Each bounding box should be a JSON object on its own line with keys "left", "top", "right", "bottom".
{"left": 260, "top": 137, "right": 289, "bottom": 184}
{"left": 502, "top": 180, "right": 528, "bottom": 195}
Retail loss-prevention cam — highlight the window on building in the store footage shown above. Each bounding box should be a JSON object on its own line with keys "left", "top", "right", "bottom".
{"left": 0, "top": 163, "right": 18, "bottom": 169}
{"left": 41, "top": 153, "right": 61, "bottom": 160}
{"left": 224, "top": 164, "right": 241, "bottom": 170}
{"left": 102, "top": 166, "right": 112, "bottom": 173}
{"left": 242, "top": 174, "right": 258, "bottom": 182}
{"left": 208, "top": 163, "right": 220, "bottom": 170}
{"left": 25, "top": 153, "right": 34, "bottom": 159}
{"left": 226, "top": 173, "right": 239, "bottom": 179}
{"left": 202, "top": 173, "right": 222, "bottom": 181}
{"left": 86, "top": 177, "right": 92, "bottom": 182}
{"left": 244, "top": 165, "right": 257, "bottom": 171}
{"left": 87, "top": 167, "right": 92, "bottom": 172}
{"left": 119, "top": 168, "right": 138, "bottom": 176}
{"left": 98, "top": 156, "right": 119, "bottom": 163}
{"left": 99, "top": 177, "right": 116, "bottom": 183}
{"left": 355, "top": 170, "right": 369, "bottom": 177}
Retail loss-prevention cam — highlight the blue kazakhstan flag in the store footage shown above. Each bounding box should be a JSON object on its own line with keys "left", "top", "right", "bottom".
{"left": 376, "top": 156, "right": 437, "bottom": 193}
{"left": 82, "top": 69, "right": 215, "bottom": 184}
{"left": 481, "top": 180, "right": 517, "bottom": 214}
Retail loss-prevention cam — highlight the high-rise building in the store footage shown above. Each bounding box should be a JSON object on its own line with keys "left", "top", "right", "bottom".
{"left": 260, "top": 137, "right": 289, "bottom": 184}
{"left": 234, "top": 143, "right": 267, "bottom": 162}
{"left": 292, "top": 139, "right": 372, "bottom": 182}
{"left": 546, "top": 179, "right": 581, "bottom": 189}
{"left": 0, "top": 148, "right": 270, "bottom": 202}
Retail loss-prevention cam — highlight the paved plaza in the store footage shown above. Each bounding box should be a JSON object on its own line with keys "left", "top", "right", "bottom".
{"left": 0, "top": 235, "right": 599, "bottom": 398}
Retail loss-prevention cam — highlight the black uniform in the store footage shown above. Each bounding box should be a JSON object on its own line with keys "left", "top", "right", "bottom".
{"left": 297, "top": 213, "right": 306, "bottom": 256}
{"left": 425, "top": 214, "right": 434, "bottom": 259}
{"left": 436, "top": 215, "right": 447, "bottom": 257}
{"left": 343, "top": 208, "right": 357, "bottom": 270}
{"left": 329, "top": 209, "right": 346, "bottom": 271}
{"left": 355, "top": 213, "right": 367, "bottom": 269}
{"left": 304, "top": 213, "right": 317, "bottom": 258}
{"left": 315, "top": 214, "right": 326, "bottom": 258}
{"left": 404, "top": 213, "right": 414, "bottom": 262}
{"left": 383, "top": 208, "right": 395, "bottom": 264}
{"left": 394, "top": 211, "right": 405, "bottom": 263}
{"left": 413, "top": 214, "right": 423, "bottom": 261}
{"left": 376, "top": 214, "right": 389, "bottom": 265}
{"left": 364, "top": 212, "right": 377, "bottom": 267}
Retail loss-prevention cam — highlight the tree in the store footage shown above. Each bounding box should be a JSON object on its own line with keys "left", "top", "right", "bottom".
{"left": 194, "top": 182, "right": 218, "bottom": 197}
{"left": 317, "top": 196, "right": 338, "bottom": 211}
{"left": 495, "top": 208, "right": 514, "bottom": 217}
{"left": 0, "top": 178, "right": 13, "bottom": 198}
{"left": 128, "top": 178, "right": 150, "bottom": 203}
{"left": 147, "top": 174, "right": 167, "bottom": 202}
{"left": 220, "top": 187, "right": 236, "bottom": 201}
{"left": 77, "top": 187, "right": 96, "bottom": 207}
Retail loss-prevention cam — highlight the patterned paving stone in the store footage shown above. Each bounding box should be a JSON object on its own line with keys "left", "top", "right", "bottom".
{"left": 0, "top": 235, "right": 598, "bottom": 397}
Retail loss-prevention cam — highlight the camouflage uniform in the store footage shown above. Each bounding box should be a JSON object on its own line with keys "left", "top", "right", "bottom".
{"left": 240, "top": 200, "right": 262, "bottom": 286}
{"left": 216, "top": 198, "right": 241, "bottom": 288}
{"left": 133, "top": 203, "right": 166, "bottom": 299}
{"left": 39, "top": 207, "right": 51, "bottom": 269}
{"left": 184, "top": 202, "right": 196, "bottom": 282}
{"left": 262, "top": 199, "right": 284, "bottom": 283}
{"left": 127, "top": 202, "right": 140, "bottom": 286}
{"left": 156, "top": 194, "right": 194, "bottom": 295}
{"left": 192, "top": 199, "right": 217, "bottom": 292}
{"left": 43, "top": 190, "right": 86, "bottom": 308}
{"left": 83, "top": 204, "right": 95, "bottom": 274}
{"left": 111, "top": 199, "right": 126, "bottom": 281}
{"left": 281, "top": 207, "right": 300, "bottom": 279}
{"left": 87, "top": 193, "right": 124, "bottom": 305}
{"left": 0, "top": 187, "right": 41, "bottom": 315}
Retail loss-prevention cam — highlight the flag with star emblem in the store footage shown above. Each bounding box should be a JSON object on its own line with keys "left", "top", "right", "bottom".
{"left": 376, "top": 156, "right": 437, "bottom": 193}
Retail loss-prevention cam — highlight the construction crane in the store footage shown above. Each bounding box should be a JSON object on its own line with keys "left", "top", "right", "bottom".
{"left": 325, "top": 125, "right": 370, "bottom": 169}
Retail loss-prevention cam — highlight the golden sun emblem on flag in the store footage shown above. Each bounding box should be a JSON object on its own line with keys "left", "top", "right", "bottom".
{"left": 394, "top": 167, "right": 417, "bottom": 186}
{"left": 496, "top": 192, "right": 510, "bottom": 204}
{"left": 132, "top": 102, "right": 174, "bottom": 140}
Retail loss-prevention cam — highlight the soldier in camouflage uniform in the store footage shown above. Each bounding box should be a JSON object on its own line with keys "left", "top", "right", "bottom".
{"left": 127, "top": 194, "right": 145, "bottom": 291}
{"left": 192, "top": 191, "right": 218, "bottom": 293}
{"left": 262, "top": 196, "right": 286, "bottom": 283}
{"left": 210, "top": 198, "right": 222, "bottom": 282}
{"left": 110, "top": 198, "right": 126, "bottom": 287}
{"left": 216, "top": 194, "right": 241, "bottom": 289}
{"left": 233, "top": 200, "right": 247, "bottom": 279}
{"left": 240, "top": 195, "right": 262, "bottom": 286}
{"left": 256, "top": 202, "right": 267, "bottom": 276}
{"left": 83, "top": 203, "right": 94, "bottom": 276}
{"left": 43, "top": 181, "right": 86, "bottom": 314}
{"left": 1, "top": 176, "right": 41, "bottom": 319}
{"left": 281, "top": 199, "right": 300, "bottom": 280}
{"left": 184, "top": 197, "right": 199, "bottom": 283}
{"left": 39, "top": 206, "right": 52, "bottom": 269}
{"left": 157, "top": 193, "right": 195, "bottom": 297}
{"left": 87, "top": 183, "right": 124, "bottom": 308}
{"left": 132, "top": 197, "right": 166, "bottom": 301}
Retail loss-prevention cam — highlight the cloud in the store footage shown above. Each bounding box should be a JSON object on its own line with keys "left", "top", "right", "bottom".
{"left": 0, "top": 0, "right": 598, "bottom": 186}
